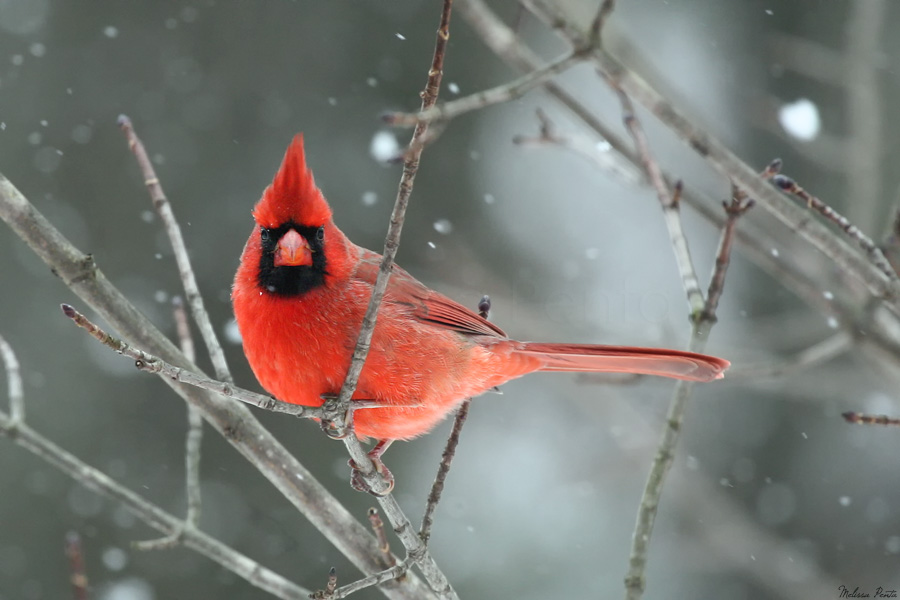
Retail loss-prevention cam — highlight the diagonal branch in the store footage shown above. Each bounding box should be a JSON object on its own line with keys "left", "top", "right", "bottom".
{"left": 0, "top": 172, "right": 435, "bottom": 600}
{"left": 607, "top": 80, "right": 705, "bottom": 316}
{"left": 60, "top": 303, "right": 325, "bottom": 418}
{"left": 519, "top": 0, "right": 900, "bottom": 312}
{"left": 326, "top": 5, "right": 463, "bottom": 597}
{"left": 118, "top": 116, "right": 233, "bottom": 383}
{"left": 0, "top": 414, "right": 309, "bottom": 599}
{"left": 383, "top": 50, "right": 583, "bottom": 127}
{"left": 772, "top": 172, "right": 897, "bottom": 284}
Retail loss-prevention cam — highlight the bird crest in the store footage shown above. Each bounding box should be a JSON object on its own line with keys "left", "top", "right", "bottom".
{"left": 253, "top": 134, "right": 332, "bottom": 229}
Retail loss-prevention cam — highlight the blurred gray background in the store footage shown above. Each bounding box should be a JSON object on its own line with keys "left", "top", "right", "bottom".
{"left": 3, "top": 0, "right": 900, "bottom": 599}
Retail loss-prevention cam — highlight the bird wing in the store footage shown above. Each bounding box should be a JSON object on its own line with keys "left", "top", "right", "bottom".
{"left": 354, "top": 249, "right": 507, "bottom": 339}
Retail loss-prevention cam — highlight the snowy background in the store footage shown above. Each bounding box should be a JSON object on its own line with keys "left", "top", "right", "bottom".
{"left": 2, "top": 1, "right": 900, "bottom": 599}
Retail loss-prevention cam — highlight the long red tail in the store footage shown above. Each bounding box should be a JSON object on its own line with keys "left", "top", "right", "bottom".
{"left": 516, "top": 343, "right": 729, "bottom": 382}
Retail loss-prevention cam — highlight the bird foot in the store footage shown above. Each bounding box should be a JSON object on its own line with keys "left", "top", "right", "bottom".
{"left": 348, "top": 456, "right": 395, "bottom": 496}
{"left": 348, "top": 439, "right": 395, "bottom": 496}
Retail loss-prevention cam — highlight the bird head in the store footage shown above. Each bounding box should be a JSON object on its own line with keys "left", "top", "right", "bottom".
{"left": 247, "top": 134, "right": 349, "bottom": 297}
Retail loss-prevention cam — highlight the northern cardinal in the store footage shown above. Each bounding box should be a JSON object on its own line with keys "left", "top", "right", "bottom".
{"left": 232, "top": 136, "right": 729, "bottom": 488}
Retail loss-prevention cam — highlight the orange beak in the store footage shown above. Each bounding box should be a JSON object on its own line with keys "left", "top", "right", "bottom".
{"left": 273, "top": 229, "right": 313, "bottom": 267}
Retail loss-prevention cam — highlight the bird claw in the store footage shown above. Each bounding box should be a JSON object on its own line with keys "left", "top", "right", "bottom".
{"left": 348, "top": 456, "right": 395, "bottom": 496}
{"left": 320, "top": 419, "right": 348, "bottom": 439}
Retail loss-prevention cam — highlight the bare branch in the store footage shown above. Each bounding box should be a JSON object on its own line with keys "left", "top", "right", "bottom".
{"left": 333, "top": 0, "right": 454, "bottom": 431}
{"left": 772, "top": 172, "right": 897, "bottom": 283}
{"left": 368, "top": 508, "right": 395, "bottom": 568}
{"left": 135, "top": 296, "right": 204, "bottom": 550}
{"left": 65, "top": 532, "right": 89, "bottom": 600}
{"left": 513, "top": 109, "right": 643, "bottom": 185}
{"left": 59, "top": 304, "right": 324, "bottom": 419}
{"left": 625, "top": 195, "right": 750, "bottom": 600}
{"left": 519, "top": 0, "right": 900, "bottom": 311}
{"left": 117, "top": 115, "right": 233, "bottom": 383}
{"left": 0, "top": 333, "right": 23, "bottom": 426}
{"left": 329, "top": 560, "right": 415, "bottom": 599}
{"left": 384, "top": 50, "right": 582, "bottom": 127}
{"left": 607, "top": 78, "right": 705, "bottom": 316}
{"left": 695, "top": 186, "right": 755, "bottom": 324}
{"left": 319, "top": 3, "right": 461, "bottom": 596}
{"left": 843, "top": 412, "right": 900, "bottom": 426}
{"left": 0, "top": 416, "right": 308, "bottom": 599}
{"left": 589, "top": 0, "right": 616, "bottom": 44}
{"left": 419, "top": 295, "right": 488, "bottom": 546}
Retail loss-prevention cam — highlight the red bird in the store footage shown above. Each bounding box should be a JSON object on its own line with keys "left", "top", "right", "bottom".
{"left": 233, "top": 136, "right": 729, "bottom": 488}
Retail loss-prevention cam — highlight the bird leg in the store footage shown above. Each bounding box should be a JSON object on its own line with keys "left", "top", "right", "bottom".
{"left": 349, "top": 439, "right": 395, "bottom": 496}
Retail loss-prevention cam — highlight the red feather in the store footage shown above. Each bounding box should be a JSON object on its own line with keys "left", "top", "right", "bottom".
{"left": 233, "top": 136, "right": 730, "bottom": 441}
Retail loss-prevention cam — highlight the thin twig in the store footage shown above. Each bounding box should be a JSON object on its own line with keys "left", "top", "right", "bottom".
{"left": 519, "top": 0, "right": 900, "bottom": 309}
{"left": 608, "top": 79, "right": 705, "bottom": 316}
{"left": 772, "top": 172, "right": 898, "bottom": 283}
{"left": 135, "top": 297, "right": 204, "bottom": 550}
{"left": 325, "top": 2, "right": 460, "bottom": 596}
{"left": 625, "top": 193, "right": 750, "bottom": 600}
{"left": 842, "top": 412, "right": 900, "bottom": 426}
{"left": 60, "top": 304, "right": 393, "bottom": 415}
{"left": 117, "top": 115, "right": 233, "bottom": 383}
{"left": 332, "top": 0, "right": 453, "bottom": 428}
{"left": 419, "top": 296, "right": 489, "bottom": 545}
{"left": 65, "top": 532, "right": 89, "bottom": 600}
{"left": 1, "top": 116, "right": 436, "bottom": 600}
{"left": 59, "top": 304, "right": 327, "bottom": 419}
{"left": 383, "top": 50, "right": 582, "bottom": 128}
{"left": 0, "top": 333, "right": 23, "bottom": 426}
{"left": 695, "top": 186, "right": 755, "bottom": 323}
{"left": 311, "top": 567, "right": 339, "bottom": 599}
{"left": 512, "top": 109, "right": 643, "bottom": 185}
{"left": 0, "top": 415, "right": 308, "bottom": 599}
{"left": 589, "top": 0, "right": 616, "bottom": 45}
{"left": 329, "top": 560, "right": 416, "bottom": 599}
{"left": 368, "top": 508, "right": 396, "bottom": 568}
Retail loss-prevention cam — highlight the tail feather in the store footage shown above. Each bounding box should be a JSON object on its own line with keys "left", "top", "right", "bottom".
{"left": 517, "top": 342, "right": 729, "bottom": 382}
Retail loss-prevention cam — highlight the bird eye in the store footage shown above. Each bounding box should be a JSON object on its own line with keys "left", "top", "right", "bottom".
{"left": 260, "top": 228, "right": 270, "bottom": 242}
{"left": 316, "top": 226, "right": 325, "bottom": 242}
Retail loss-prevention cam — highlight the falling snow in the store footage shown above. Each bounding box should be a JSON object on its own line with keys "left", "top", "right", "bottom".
{"left": 838, "top": 496, "right": 852, "bottom": 507}
{"left": 395, "top": 32, "right": 406, "bottom": 40}
{"left": 778, "top": 98, "right": 821, "bottom": 141}
{"left": 361, "top": 191, "right": 378, "bottom": 206}
{"left": 369, "top": 131, "right": 400, "bottom": 162}
{"left": 102, "top": 547, "right": 128, "bottom": 571}
{"left": 433, "top": 219, "right": 453, "bottom": 234}
{"left": 448, "top": 82, "right": 460, "bottom": 94}
{"left": 224, "top": 319, "right": 242, "bottom": 345}
{"left": 104, "top": 26, "right": 119, "bottom": 38}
